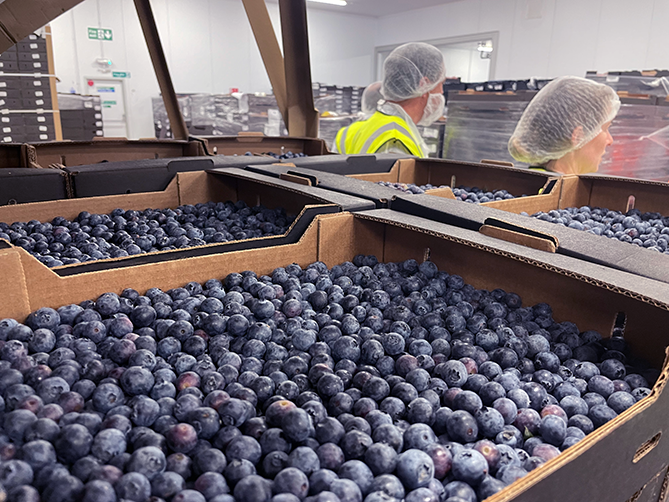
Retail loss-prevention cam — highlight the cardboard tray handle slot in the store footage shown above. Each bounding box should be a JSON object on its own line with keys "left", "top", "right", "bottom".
{"left": 482, "top": 218, "right": 559, "bottom": 247}
{"left": 634, "top": 432, "right": 662, "bottom": 463}
{"left": 542, "top": 177, "right": 558, "bottom": 195}
{"left": 279, "top": 173, "right": 313, "bottom": 186}
{"left": 479, "top": 225, "right": 557, "bottom": 253}
{"left": 286, "top": 170, "right": 319, "bottom": 187}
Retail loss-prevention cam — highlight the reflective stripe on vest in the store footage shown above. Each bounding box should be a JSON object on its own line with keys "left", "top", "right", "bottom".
{"left": 334, "top": 112, "right": 426, "bottom": 157}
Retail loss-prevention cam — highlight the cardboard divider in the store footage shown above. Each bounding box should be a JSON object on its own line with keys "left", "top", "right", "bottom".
{"left": 2, "top": 209, "right": 669, "bottom": 502}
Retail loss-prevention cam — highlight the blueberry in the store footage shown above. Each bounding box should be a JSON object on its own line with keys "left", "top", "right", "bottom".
{"left": 152, "top": 471, "right": 186, "bottom": 499}
{"left": 396, "top": 449, "right": 434, "bottom": 490}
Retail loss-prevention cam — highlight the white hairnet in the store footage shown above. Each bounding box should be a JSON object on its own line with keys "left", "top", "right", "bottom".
{"left": 381, "top": 42, "right": 446, "bottom": 102}
{"left": 508, "top": 76, "right": 621, "bottom": 165}
{"left": 361, "top": 82, "right": 383, "bottom": 115}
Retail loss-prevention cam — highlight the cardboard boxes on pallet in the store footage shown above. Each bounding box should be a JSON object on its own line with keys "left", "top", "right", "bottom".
{"left": 1, "top": 208, "right": 669, "bottom": 502}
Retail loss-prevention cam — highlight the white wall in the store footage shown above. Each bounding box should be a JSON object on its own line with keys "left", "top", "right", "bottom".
{"left": 375, "top": 0, "right": 669, "bottom": 81}
{"left": 49, "top": 0, "right": 377, "bottom": 139}
{"left": 49, "top": 0, "right": 667, "bottom": 139}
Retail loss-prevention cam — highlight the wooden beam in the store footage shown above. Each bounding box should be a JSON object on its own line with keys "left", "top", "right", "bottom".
{"left": 133, "top": 0, "right": 189, "bottom": 141}
{"left": 278, "top": 0, "right": 319, "bottom": 138}
{"left": 242, "top": 0, "right": 289, "bottom": 127}
{"left": 0, "top": 0, "right": 84, "bottom": 54}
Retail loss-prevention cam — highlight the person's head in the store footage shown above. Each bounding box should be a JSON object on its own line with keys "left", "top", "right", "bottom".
{"left": 381, "top": 42, "right": 447, "bottom": 126}
{"left": 361, "top": 82, "right": 383, "bottom": 117}
{"left": 508, "top": 76, "right": 620, "bottom": 174}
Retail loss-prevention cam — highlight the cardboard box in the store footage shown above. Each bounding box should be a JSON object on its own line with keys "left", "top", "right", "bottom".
{"left": 12, "top": 139, "right": 207, "bottom": 168}
{"left": 0, "top": 168, "right": 374, "bottom": 273}
{"left": 199, "top": 135, "right": 329, "bottom": 156}
{"left": 17, "top": 51, "right": 46, "bottom": 62}
{"left": 247, "top": 158, "right": 562, "bottom": 212}
{"left": 0, "top": 50, "right": 18, "bottom": 62}
{"left": 0, "top": 60, "right": 19, "bottom": 71}
{"left": 0, "top": 167, "right": 68, "bottom": 205}
{"left": 0, "top": 88, "right": 21, "bottom": 99}
{"left": 0, "top": 208, "right": 669, "bottom": 502}
{"left": 388, "top": 185, "right": 669, "bottom": 285}
{"left": 249, "top": 157, "right": 562, "bottom": 212}
{"left": 18, "top": 61, "right": 44, "bottom": 72}
{"left": 345, "top": 158, "right": 561, "bottom": 211}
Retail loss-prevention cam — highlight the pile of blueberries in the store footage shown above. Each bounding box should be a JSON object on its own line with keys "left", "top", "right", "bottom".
{"left": 528, "top": 207, "right": 669, "bottom": 254}
{"left": 0, "top": 202, "right": 295, "bottom": 268}
{"left": 377, "top": 183, "right": 520, "bottom": 203}
{"left": 0, "top": 256, "right": 656, "bottom": 502}
{"left": 243, "top": 152, "right": 308, "bottom": 161}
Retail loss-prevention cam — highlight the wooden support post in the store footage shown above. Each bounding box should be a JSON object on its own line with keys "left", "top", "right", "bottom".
{"left": 242, "top": 0, "right": 289, "bottom": 127}
{"left": 133, "top": 0, "right": 189, "bottom": 141}
{"left": 278, "top": 0, "right": 318, "bottom": 138}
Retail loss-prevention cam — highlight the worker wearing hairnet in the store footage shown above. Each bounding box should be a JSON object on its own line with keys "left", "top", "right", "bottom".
{"left": 508, "top": 76, "right": 621, "bottom": 174}
{"left": 334, "top": 42, "right": 446, "bottom": 157}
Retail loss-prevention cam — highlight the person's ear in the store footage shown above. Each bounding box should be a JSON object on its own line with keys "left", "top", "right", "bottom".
{"left": 572, "top": 126, "right": 585, "bottom": 146}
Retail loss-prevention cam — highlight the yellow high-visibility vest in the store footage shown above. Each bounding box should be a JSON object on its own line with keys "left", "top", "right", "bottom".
{"left": 335, "top": 111, "right": 426, "bottom": 157}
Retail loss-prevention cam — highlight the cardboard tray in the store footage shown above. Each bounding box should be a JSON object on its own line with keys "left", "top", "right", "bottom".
{"left": 389, "top": 188, "right": 669, "bottom": 285}
{"left": 64, "top": 156, "right": 281, "bottom": 198}
{"left": 247, "top": 158, "right": 562, "bottom": 212}
{"left": 0, "top": 168, "right": 375, "bottom": 275}
{"left": 198, "top": 134, "right": 329, "bottom": 156}
{"left": 0, "top": 167, "right": 68, "bottom": 205}
{"left": 1, "top": 209, "right": 669, "bottom": 502}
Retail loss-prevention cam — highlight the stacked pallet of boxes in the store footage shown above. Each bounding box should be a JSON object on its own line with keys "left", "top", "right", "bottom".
{"left": 58, "top": 94, "right": 104, "bottom": 141}
{"left": 0, "top": 32, "right": 59, "bottom": 143}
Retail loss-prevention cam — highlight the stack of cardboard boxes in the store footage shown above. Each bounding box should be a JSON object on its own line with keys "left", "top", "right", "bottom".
{"left": 0, "top": 33, "right": 57, "bottom": 143}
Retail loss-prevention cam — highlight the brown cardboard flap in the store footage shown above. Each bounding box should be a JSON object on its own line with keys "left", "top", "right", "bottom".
{"left": 425, "top": 187, "right": 456, "bottom": 199}
{"left": 480, "top": 224, "right": 557, "bottom": 253}
{"left": 0, "top": 0, "right": 84, "bottom": 53}
{"left": 0, "top": 248, "right": 31, "bottom": 320}
{"left": 279, "top": 173, "right": 312, "bottom": 186}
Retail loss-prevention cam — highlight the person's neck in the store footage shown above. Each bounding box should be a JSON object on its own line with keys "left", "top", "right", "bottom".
{"left": 546, "top": 153, "right": 581, "bottom": 175}
{"left": 388, "top": 97, "right": 424, "bottom": 124}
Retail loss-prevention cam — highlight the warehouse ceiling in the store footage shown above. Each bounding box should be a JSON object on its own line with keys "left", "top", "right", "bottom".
{"left": 304, "top": 0, "right": 464, "bottom": 17}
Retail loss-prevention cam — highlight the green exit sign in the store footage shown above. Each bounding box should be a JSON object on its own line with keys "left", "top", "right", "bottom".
{"left": 112, "top": 71, "right": 130, "bottom": 78}
{"left": 88, "top": 27, "right": 113, "bottom": 41}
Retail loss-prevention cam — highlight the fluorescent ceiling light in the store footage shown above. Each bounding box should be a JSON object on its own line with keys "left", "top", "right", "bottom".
{"left": 308, "top": 0, "right": 347, "bottom": 6}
